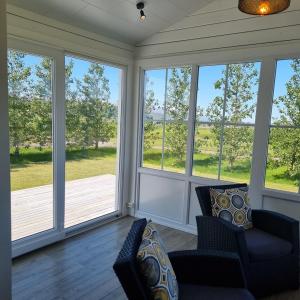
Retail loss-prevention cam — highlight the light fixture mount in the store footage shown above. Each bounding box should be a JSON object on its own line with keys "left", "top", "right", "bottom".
{"left": 136, "top": 2, "right": 146, "bottom": 21}
{"left": 238, "top": 0, "right": 290, "bottom": 16}
{"left": 136, "top": 2, "right": 144, "bottom": 10}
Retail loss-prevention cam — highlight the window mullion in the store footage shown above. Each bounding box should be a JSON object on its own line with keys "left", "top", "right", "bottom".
{"left": 218, "top": 64, "right": 230, "bottom": 180}
{"left": 53, "top": 52, "right": 65, "bottom": 232}
{"left": 249, "top": 58, "right": 276, "bottom": 208}
{"left": 185, "top": 65, "right": 199, "bottom": 177}
{"left": 161, "top": 68, "right": 168, "bottom": 170}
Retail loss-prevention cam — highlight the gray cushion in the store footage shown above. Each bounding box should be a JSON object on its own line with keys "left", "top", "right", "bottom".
{"left": 179, "top": 284, "right": 255, "bottom": 300}
{"left": 245, "top": 228, "right": 293, "bottom": 262}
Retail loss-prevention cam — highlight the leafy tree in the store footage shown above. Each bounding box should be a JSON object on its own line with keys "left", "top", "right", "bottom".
{"left": 270, "top": 59, "right": 300, "bottom": 184}
{"left": 34, "top": 57, "right": 52, "bottom": 100}
{"left": 64, "top": 59, "right": 85, "bottom": 148}
{"left": 207, "top": 63, "right": 258, "bottom": 170}
{"left": 8, "top": 50, "right": 33, "bottom": 156}
{"left": 77, "top": 63, "right": 116, "bottom": 149}
{"left": 165, "top": 67, "right": 191, "bottom": 162}
{"left": 30, "top": 99, "right": 52, "bottom": 150}
{"left": 31, "top": 57, "right": 53, "bottom": 149}
{"left": 143, "top": 79, "right": 160, "bottom": 151}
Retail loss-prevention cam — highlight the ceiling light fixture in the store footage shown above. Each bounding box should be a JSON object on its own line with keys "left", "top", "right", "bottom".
{"left": 238, "top": 0, "right": 290, "bottom": 16}
{"left": 137, "top": 2, "right": 146, "bottom": 22}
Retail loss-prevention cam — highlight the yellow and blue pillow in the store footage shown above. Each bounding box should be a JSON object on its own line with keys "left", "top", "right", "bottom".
{"left": 137, "top": 222, "right": 178, "bottom": 300}
{"left": 210, "top": 187, "right": 253, "bottom": 229}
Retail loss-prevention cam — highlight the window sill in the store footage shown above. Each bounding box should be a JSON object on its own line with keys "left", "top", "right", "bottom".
{"left": 262, "top": 188, "right": 300, "bottom": 203}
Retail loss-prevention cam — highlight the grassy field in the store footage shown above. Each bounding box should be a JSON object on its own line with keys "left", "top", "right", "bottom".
{"left": 10, "top": 143, "right": 299, "bottom": 193}
{"left": 10, "top": 147, "right": 117, "bottom": 191}
{"left": 143, "top": 149, "right": 299, "bottom": 193}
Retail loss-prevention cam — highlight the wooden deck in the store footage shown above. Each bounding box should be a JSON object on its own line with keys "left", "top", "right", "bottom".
{"left": 11, "top": 174, "right": 117, "bottom": 241}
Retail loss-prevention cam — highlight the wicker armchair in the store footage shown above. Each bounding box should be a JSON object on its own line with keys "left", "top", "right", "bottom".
{"left": 113, "top": 218, "right": 255, "bottom": 300}
{"left": 195, "top": 183, "right": 299, "bottom": 298}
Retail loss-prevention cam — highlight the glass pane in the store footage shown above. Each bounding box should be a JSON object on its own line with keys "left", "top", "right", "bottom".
{"left": 224, "top": 62, "right": 261, "bottom": 124}
{"left": 197, "top": 65, "right": 226, "bottom": 123}
{"left": 271, "top": 59, "right": 300, "bottom": 126}
{"left": 142, "top": 69, "right": 165, "bottom": 170}
{"left": 220, "top": 125, "right": 255, "bottom": 183}
{"left": 265, "top": 127, "right": 300, "bottom": 193}
{"left": 143, "top": 121, "right": 163, "bottom": 169}
{"left": 164, "top": 121, "right": 188, "bottom": 173}
{"left": 193, "top": 123, "right": 220, "bottom": 179}
{"left": 65, "top": 56, "right": 122, "bottom": 228}
{"left": 9, "top": 49, "right": 54, "bottom": 241}
{"left": 265, "top": 59, "right": 300, "bottom": 193}
{"left": 164, "top": 67, "right": 191, "bottom": 173}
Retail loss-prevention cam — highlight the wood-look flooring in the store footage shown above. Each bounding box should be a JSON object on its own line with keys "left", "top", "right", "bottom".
{"left": 11, "top": 175, "right": 116, "bottom": 241}
{"left": 12, "top": 216, "right": 300, "bottom": 300}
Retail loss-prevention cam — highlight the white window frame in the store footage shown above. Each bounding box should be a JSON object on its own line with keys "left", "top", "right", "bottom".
{"left": 63, "top": 52, "right": 127, "bottom": 234}
{"left": 141, "top": 66, "right": 192, "bottom": 173}
{"left": 192, "top": 62, "right": 261, "bottom": 181}
{"left": 135, "top": 52, "right": 300, "bottom": 222}
{"left": 7, "top": 38, "right": 128, "bottom": 257}
{"left": 263, "top": 57, "right": 300, "bottom": 194}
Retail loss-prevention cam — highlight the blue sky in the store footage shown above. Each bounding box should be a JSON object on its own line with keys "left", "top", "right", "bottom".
{"left": 21, "top": 52, "right": 122, "bottom": 104}
{"left": 145, "top": 60, "right": 294, "bottom": 123}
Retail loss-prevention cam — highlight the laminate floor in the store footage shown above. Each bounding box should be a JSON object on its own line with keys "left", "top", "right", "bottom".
{"left": 12, "top": 216, "right": 300, "bottom": 300}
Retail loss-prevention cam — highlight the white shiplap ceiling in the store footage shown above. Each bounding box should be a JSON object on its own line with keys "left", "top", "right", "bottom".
{"left": 7, "top": 0, "right": 214, "bottom": 45}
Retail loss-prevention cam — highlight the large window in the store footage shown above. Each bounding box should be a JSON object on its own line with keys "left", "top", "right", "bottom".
{"left": 193, "top": 62, "right": 261, "bottom": 183}
{"left": 265, "top": 59, "right": 300, "bottom": 193}
{"left": 142, "top": 67, "right": 191, "bottom": 173}
{"left": 64, "top": 55, "right": 122, "bottom": 228}
{"left": 8, "top": 49, "right": 54, "bottom": 241}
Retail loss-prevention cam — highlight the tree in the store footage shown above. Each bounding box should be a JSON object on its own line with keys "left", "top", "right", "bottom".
{"left": 165, "top": 67, "right": 191, "bottom": 162}
{"left": 270, "top": 59, "right": 300, "bottom": 183}
{"left": 143, "top": 79, "right": 160, "bottom": 151}
{"left": 31, "top": 57, "right": 53, "bottom": 149}
{"left": 34, "top": 57, "right": 52, "bottom": 100}
{"left": 8, "top": 49, "right": 33, "bottom": 156}
{"left": 207, "top": 63, "right": 258, "bottom": 170}
{"left": 77, "top": 63, "right": 116, "bottom": 149}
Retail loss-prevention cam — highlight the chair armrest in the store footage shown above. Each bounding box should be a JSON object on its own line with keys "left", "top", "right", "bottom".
{"left": 252, "top": 209, "right": 299, "bottom": 254}
{"left": 168, "top": 250, "right": 247, "bottom": 288}
{"left": 196, "top": 216, "right": 249, "bottom": 264}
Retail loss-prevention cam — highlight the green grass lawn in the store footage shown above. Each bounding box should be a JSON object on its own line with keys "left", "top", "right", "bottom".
{"left": 10, "top": 145, "right": 299, "bottom": 193}
{"left": 143, "top": 149, "right": 299, "bottom": 193}
{"left": 10, "top": 147, "right": 116, "bottom": 191}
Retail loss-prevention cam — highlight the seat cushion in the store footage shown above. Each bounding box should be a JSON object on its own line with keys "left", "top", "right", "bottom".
{"left": 179, "top": 284, "right": 255, "bottom": 300}
{"left": 245, "top": 228, "right": 293, "bottom": 262}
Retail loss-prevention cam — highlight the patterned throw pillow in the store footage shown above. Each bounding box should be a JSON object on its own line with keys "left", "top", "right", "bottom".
{"left": 210, "top": 187, "right": 253, "bottom": 229}
{"left": 137, "top": 222, "right": 178, "bottom": 300}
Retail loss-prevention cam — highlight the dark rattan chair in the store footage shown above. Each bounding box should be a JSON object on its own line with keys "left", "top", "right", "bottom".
{"left": 113, "top": 218, "right": 255, "bottom": 300}
{"left": 195, "top": 183, "right": 299, "bottom": 298}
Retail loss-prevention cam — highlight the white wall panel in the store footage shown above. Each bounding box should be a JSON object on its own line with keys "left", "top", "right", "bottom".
{"left": 263, "top": 196, "right": 300, "bottom": 222}
{"left": 138, "top": 173, "right": 185, "bottom": 222}
{"left": 136, "top": 0, "right": 300, "bottom": 59}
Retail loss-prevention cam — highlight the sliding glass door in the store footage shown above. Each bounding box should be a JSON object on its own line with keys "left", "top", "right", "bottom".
{"left": 9, "top": 49, "right": 54, "bottom": 241}
{"left": 64, "top": 55, "right": 122, "bottom": 228}
{"left": 8, "top": 42, "right": 125, "bottom": 254}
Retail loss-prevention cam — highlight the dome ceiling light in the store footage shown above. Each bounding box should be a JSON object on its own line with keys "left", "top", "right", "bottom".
{"left": 238, "top": 0, "right": 291, "bottom": 16}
